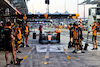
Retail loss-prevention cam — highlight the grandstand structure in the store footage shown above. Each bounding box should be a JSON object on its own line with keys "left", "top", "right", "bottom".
{"left": 0, "top": 0, "right": 28, "bottom": 15}
{"left": 29, "top": 11, "right": 74, "bottom": 25}
{"left": 9, "top": 0, "right": 28, "bottom": 14}
{"left": 0, "top": 0, "right": 29, "bottom": 22}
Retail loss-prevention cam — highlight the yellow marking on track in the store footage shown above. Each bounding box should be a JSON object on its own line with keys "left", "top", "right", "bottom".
{"left": 30, "top": 49, "right": 32, "bottom": 51}
{"left": 70, "top": 57, "right": 77, "bottom": 59}
{"left": 40, "top": 62, "right": 52, "bottom": 64}
{"left": 23, "top": 55, "right": 27, "bottom": 60}
{"left": 67, "top": 55, "right": 77, "bottom": 60}
{"left": 44, "top": 62, "right": 47, "bottom": 64}
{"left": 45, "top": 56, "right": 49, "bottom": 58}
{"left": 67, "top": 55, "right": 70, "bottom": 59}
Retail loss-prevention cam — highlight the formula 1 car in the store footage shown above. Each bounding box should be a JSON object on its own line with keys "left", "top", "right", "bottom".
{"left": 39, "top": 31, "right": 60, "bottom": 44}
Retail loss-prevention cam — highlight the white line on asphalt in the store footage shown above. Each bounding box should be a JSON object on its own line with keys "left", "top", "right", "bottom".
{"left": 45, "top": 44, "right": 50, "bottom": 59}
{"left": 21, "top": 46, "right": 35, "bottom": 66}
{"left": 28, "top": 47, "right": 35, "bottom": 55}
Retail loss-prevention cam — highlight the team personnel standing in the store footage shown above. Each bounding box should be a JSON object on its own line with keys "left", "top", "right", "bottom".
{"left": 72, "top": 23, "right": 78, "bottom": 53}
{"left": 39, "top": 25, "right": 43, "bottom": 34}
{"left": 3, "top": 22, "right": 18, "bottom": 67}
{"left": 0, "top": 22, "right": 3, "bottom": 38}
{"left": 89, "top": 22, "right": 98, "bottom": 50}
{"left": 13, "top": 24, "right": 22, "bottom": 53}
{"left": 77, "top": 24, "right": 83, "bottom": 50}
{"left": 0, "top": 22, "right": 3, "bottom": 47}
{"left": 20, "top": 24, "right": 25, "bottom": 47}
{"left": 69, "top": 23, "right": 73, "bottom": 42}
{"left": 24, "top": 23, "right": 30, "bottom": 47}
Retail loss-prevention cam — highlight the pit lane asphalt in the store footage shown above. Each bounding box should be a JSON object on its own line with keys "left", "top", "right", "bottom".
{"left": 20, "top": 28, "right": 100, "bottom": 67}
{"left": 1, "top": 28, "right": 100, "bottom": 67}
